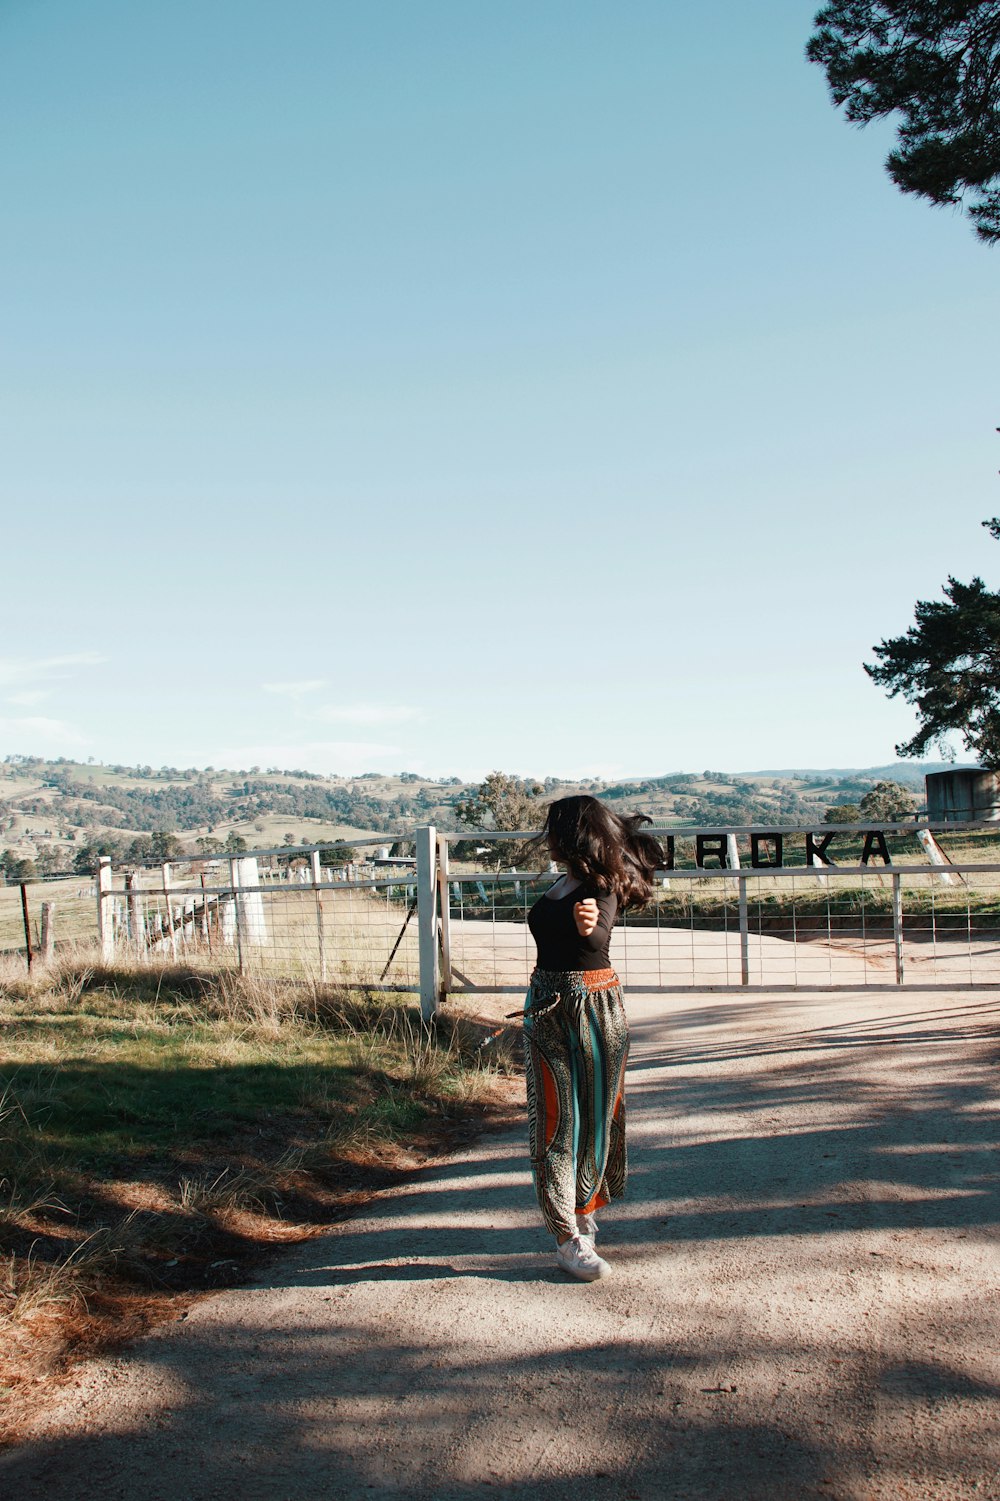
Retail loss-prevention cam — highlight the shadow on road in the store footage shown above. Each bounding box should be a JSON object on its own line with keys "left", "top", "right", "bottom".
{"left": 2, "top": 992, "right": 998, "bottom": 1500}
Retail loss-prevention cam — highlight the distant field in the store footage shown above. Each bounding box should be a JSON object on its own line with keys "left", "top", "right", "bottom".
{"left": 0, "top": 875, "right": 98, "bottom": 955}
{"left": 205, "top": 817, "right": 395, "bottom": 847}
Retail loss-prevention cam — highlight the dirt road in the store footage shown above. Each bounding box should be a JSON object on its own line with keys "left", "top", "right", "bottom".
{"left": 3, "top": 987, "right": 998, "bottom": 1500}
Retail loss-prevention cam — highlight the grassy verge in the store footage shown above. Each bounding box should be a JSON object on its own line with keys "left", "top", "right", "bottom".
{"left": 0, "top": 959, "right": 521, "bottom": 1439}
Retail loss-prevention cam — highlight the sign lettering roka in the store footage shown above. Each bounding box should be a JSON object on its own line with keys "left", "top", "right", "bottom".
{"left": 663, "top": 830, "right": 898, "bottom": 871}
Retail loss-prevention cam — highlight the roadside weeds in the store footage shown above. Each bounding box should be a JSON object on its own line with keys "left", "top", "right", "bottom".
{"left": 0, "top": 960, "right": 523, "bottom": 1445}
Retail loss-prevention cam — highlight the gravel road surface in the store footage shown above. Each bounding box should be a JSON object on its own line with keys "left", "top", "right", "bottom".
{"left": 2, "top": 986, "right": 998, "bottom": 1501}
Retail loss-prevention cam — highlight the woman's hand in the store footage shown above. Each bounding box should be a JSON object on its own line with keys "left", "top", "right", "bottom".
{"left": 573, "top": 898, "right": 599, "bottom": 937}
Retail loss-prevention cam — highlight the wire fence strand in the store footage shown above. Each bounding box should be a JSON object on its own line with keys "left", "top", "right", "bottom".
{"left": 3, "top": 841, "right": 999, "bottom": 994}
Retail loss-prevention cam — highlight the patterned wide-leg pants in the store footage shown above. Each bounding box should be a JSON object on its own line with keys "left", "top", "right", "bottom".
{"left": 523, "top": 966, "right": 629, "bottom": 1240}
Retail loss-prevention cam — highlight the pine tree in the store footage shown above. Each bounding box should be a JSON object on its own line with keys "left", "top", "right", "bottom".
{"left": 866, "top": 519, "right": 1000, "bottom": 766}
{"left": 808, "top": 2, "right": 1000, "bottom": 241}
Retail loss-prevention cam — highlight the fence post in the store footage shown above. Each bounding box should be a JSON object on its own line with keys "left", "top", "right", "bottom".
{"left": 199, "top": 871, "right": 213, "bottom": 952}
{"left": 234, "top": 856, "right": 267, "bottom": 949}
{"left": 40, "top": 901, "right": 56, "bottom": 965}
{"left": 416, "top": 825, "right": 439, "bottom": 1022}
{"left": 97, "top": 857, "right": 114, "bottom": 962}
{"left": 738, "top": 874, "right": 749, "bottom": 986}
{"left": 162, "top": 862, "right": 178, "bottom": 959}
{"left": 19, "top": 883, "right": 33, "bottom": 973}
{"left": 436, "top": 833, "right": 452, "bottom": 1001}
{"left": 230, "top": 858, "right": 246, "bottom": 974}
{"left": 125, "top": 871, "right": 145, "bottom": 953}
{"left": 915, "top": 828, "right": 961, "bottom": 885}
{"left": 310, "top": 849, "right": 327, "bottom": 983}
{"left": 892, "top": 872, "right": 904, "bottom": 985}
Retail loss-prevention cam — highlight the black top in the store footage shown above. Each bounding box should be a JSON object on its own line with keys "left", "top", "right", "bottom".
{"left": 527, "top": 882, "right": 618, "bottom": 972}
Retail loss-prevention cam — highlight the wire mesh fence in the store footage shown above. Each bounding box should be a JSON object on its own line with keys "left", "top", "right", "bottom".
{"left": 442, "top": 865, "right": 1000, "bottom": 992}
{"left": 101, "top": 864, "right": 424, "bottom": 990}
{"left": 0, "top": 860, "right": 422, "bottom": 989}
{"left": 3, "top": 826, "right": 999, "bottom": 997}
{"left": 0, "top": 873, "right": 100, "bottom": 968}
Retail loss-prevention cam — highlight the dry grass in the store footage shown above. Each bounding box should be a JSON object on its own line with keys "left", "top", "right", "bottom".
{"left": 0, "top": 956, "right": 520, "bottom": 1426}
{"left": 176, "top": 1168, "right": 269, "bottom": 1217}
{"left": 0, "top": 960, "right": 513, "bottom": 1440}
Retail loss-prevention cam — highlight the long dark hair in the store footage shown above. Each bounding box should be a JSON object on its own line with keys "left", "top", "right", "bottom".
{"left": 536, "top": 795, "right": 663, "bottom": 909}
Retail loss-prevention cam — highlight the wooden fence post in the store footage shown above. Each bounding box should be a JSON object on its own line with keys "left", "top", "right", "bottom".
{"left": 415, "top": 826, "right": 439, "bottom": 1022}
{"left": 97, "top": 857, "right": 114, "bottom": 962}
{"left": 40, "top": 901, "right": 56, "bottom": 965}
{"left": 230, "top": 858, "right": 245, "bottom": 974}
{"left": 125, "top": 871, "right": 145, "bottom": 953}
{"left": 916, "top": 827, "right": 961, "bottom": 885}
{"left": 234, "top": 857, "right": 268, "bottom": 950}
{"left": 200, "top": 872, "right": 214, "bottom": 952}
{"left": 310, "top": 849, "right": 327, "bottom": 983}
{"left": 162, "top": 862, "right": 178, "bottom": 959}
{"left": 19, "top": 883, "right": 33, "bottom": 973}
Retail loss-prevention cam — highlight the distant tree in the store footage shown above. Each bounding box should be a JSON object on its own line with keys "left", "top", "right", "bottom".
{"left": 196, "top": 836, "right": 223, "bottom": 855}
{"left": 72, "top": 838, "right": 120, "bottom": 874}
{"left": 456, "top": 771, "right": 543, "bottom": 830}
{"left": 149, "top": 830, "right": 181, "bottom": 861}
{"left": 319, "top": 843, "right": 356, "bottom": 866}
{"left": 33, "top": 842, "right": 64, "bottom": 875}
{"left": 865, "top": 519, "right": 1000, "bottom": 768}
{"left": 808, "top": 2, "right": 1000, "bottom": 242}
{"left": 858, "top": 780, "right": 917, "bottom": 820}
{"left": 455, "top": 771, "right": 544, "bottom": 868}
{"left": 126, "top": 834, "right": 181, "bottom": 864}
{"left": 0, "top": 850, "right": 36, "bottom": 881}
{"left": 224, "top": 831, "right": 248, "bottom": 854}
{"left": 824, "top": 803, "right": 862, "bottom": 823}
{"left": 282, "top": 832, "right": 296, "bottom": 846}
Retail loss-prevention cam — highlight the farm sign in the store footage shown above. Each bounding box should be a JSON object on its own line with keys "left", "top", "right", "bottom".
{"left": 667, "top": 829, "right": 897, "bottom": 871}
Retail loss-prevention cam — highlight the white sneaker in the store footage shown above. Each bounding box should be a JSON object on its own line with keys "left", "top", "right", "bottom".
{"left": 556, "top": 1234, "right": 609, "bottom": 1282}
{"left": 575, "top": 1212, "right": 598, "bottom": 1242}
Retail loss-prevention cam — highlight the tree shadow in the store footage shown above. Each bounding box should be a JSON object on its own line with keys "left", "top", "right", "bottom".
{"left": 2, "top": 992, "right": 998, "bottom": 1497}
{"left": 0, "top": 1322, "right": 884, "bottom": 1500}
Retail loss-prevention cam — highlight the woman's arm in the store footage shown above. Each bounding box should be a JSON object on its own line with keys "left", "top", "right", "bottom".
{"left": 573, "top": 892, "right": 617, "bottom": 939}
{"left": 573, "top": 898, "right": 598, "bottom": 936}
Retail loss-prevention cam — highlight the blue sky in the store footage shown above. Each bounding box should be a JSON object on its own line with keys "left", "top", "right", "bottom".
{"left": 1, "top": 1, "right": 997, "bottom": 781}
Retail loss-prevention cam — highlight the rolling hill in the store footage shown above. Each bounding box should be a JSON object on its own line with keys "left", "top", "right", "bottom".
{"left": 0, "top": 754, "right": 952, "bottom": 876}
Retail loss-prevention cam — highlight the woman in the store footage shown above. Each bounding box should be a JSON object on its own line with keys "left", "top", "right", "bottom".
{"left": 523, "top": 795, "right": 663, "bottom": 1282}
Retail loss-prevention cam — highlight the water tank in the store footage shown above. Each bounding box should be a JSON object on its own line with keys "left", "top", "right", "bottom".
{"left": 925, "top": 769, "right": 1000, "bottom": 822}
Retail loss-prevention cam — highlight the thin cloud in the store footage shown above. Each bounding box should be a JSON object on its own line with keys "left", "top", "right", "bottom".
{"left": 6, "top": 690, "right": 50, "bottom": 707}
{"left": 0, "top": 716, "right": 87, "bottom": 746}
{"left": 551, "top": 762, "right": 626, "bottom": 782}
{"left": 0, "top": 652, "right": 105, "bottom": 687}
{"left": 261, "top": 680, "right": 328, "bottom": 698}
{"left": 312, "top": 705, "right": 418, "bottom": 726}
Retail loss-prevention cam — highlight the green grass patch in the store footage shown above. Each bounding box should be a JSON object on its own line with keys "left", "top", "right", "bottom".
{"left": 0, "top": 962, "right": 518, "bottom": 1393}
{"left": 3, "top": 1033, "right": 361, "bottom": 1164}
